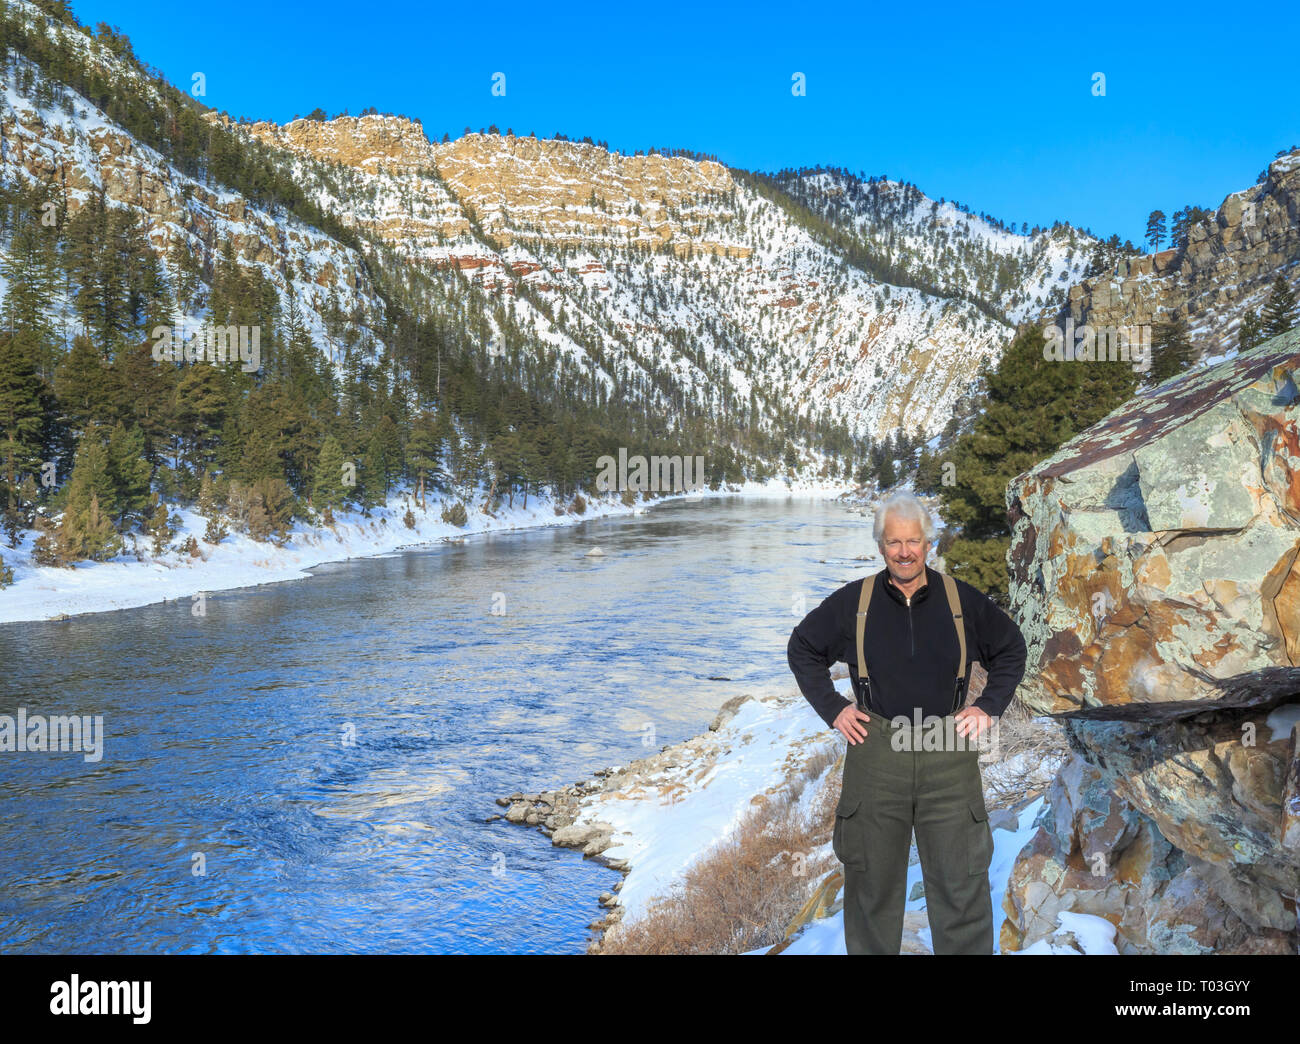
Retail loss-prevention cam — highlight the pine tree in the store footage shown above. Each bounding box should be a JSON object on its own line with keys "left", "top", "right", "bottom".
{"left": 362, "top": 429, "right": 391, "bottom": 507}
{"left": 311, "top": 433, "right": 349, "bottom": 512}
{"left": 173, "top": 365, "right": 230, "bottom": 473}
{"left": 277, "top": 286, "right": 330, "bottom": 404}
{"left": 1145, "top": 210, "right": 1167, "bottom": 250}
{"left": 168, "top": 236, "right": 203, "bottom": 313}
{"left": 105, "top": 422, "right": 152, "bottom": 526}
{"left": 938, "top": 326, "right": 1140, "bottom": 602}
{"left": 53, "top": 334, "right": 114, "bottom": 432}
{"left": 362, "top": 414, "right": 402, "bottom": 505}
{"left": 112, "top": 208, "right": 172, "bottom": 337}
{"left": 406, "top": 410, "right": 444, "bottom": 509}
{"left": 197, "top": 468, "right": 228, "bottom": 543}
{"left": 55, "top": 492, "right": 120, "bottom": 563}
{"left": 1239, "top": 309, "right": 1263, "bottom": 352}
{"left": 65, "top": 187, "right": 130, "bottom": 353}
{"left": 0, "top": 198, "right": 61, "bottom": 380}
{"left": 0, "top": 333, "right": 47, "bottom": 526}
{"left": 490, "top": 430, "right": 523, "bottom": 508}
{"left": 108, "top": 339, "right": 177, "bottom": 461}
{"left": 247, "top": 476, "right": 294, "bottom": 543}
{"left": 145, "top": 492, "right": 175, "bottom": 554}
{"left": 877, "top": 449, "right": 897, "bottom": 489}
{"left": 1148, "top": 314, "right": 1197, "bottom": 384}
{"left": 914, "top": 448, "right": 943, "bottom": 494}
{"left": 1261, "top": 274, "right": 1297, "bottom": 338}
{"left": 197, "top": 468, "right": 222, "bottom": 518}
{"left": 57, "top": 434, "right": 122, "bottom": 562}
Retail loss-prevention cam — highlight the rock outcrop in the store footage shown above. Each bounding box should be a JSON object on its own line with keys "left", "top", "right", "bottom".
{"left": 1003, "top": 327, "right": 1300, "bottom": 951}
{"left": 1002, "top": 740, "right": 1296, "bottom": 954}
{"left": 1008, "top": 327, "right": 1300, "bottom": 716}
{"left": 1058, "top": 149, "right": 1300, "bottom": 357}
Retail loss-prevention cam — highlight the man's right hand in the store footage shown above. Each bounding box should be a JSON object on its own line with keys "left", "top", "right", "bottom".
{"left": 834, "top": 704, "right": 871, "bottom": 744}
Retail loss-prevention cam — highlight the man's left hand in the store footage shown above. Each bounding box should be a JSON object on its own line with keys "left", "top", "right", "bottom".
{"left": 954, "top": 705, "right": 993, "bottom": 740}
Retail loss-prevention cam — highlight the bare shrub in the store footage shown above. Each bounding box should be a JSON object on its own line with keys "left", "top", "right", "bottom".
{"left": 594, "top": 744, "right": 841, "bottom": 955}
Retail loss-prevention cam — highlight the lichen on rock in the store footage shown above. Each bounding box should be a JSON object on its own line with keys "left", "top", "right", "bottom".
{"left": 1003, "top": 328, "right": 1300, "bottom": 952}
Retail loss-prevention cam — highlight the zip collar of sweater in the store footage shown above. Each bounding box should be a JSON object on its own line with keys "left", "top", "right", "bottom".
{"left": 882, "top": 565, "right": 933, "bottom": 605}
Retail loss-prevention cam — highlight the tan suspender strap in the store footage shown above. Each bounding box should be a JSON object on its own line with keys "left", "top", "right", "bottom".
{"left": 942, "top": 571, "right": 967, "bottom": 681}
{"left": 855, "top": 570, "right": 878, "bottom": 687}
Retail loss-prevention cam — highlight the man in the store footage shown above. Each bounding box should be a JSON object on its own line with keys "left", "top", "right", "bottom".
{"left": 786, "top": 490, "right": 1027, "bottom": 954}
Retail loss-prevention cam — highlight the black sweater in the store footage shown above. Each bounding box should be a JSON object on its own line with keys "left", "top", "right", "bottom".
{"left": 786, "top": 566, "right": 1027, "bottom": 729}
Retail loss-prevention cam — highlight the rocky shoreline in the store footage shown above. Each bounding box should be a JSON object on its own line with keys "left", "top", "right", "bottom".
{"left": 488, "top": 691, "right": 759, "bottom": 943}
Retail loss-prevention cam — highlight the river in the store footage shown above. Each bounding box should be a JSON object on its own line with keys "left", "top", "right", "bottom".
{"left": 0, "top": 493, "right": 877, "bottom": 954}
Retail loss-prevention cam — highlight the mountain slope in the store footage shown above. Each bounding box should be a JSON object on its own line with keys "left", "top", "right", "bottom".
{"left": 232, "top": 113, "right": 1089, "bottom": 443}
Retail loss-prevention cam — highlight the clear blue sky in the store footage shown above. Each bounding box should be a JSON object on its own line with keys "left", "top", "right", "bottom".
{"left": 69, "top": 0, "right": 1300, "bottom": 246}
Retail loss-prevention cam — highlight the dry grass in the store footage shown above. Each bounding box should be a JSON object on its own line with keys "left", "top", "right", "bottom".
{"left": 593, "top": 743, "right": 842, "bottom": 955}
{"left": 980, "top": 695, "right": 1071, "bottom": 810}
{"left": 967, "top": 662, "right": 1070, "bottom": 809}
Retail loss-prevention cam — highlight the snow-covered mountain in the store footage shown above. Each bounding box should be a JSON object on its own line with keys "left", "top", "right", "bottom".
{"left": 228, "top": 113, "right": 1101, "bottom": 443}
{"left": 0, "top": 0, "right": 1100, "bottom": 455}
{"left": 0, "top": 5, "right": 388, "bottom": 367}
{"left": 771, "top": 168, "right": 1097, "bottom": 324}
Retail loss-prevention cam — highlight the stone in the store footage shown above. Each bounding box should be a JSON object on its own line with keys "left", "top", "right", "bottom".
{"left": 1003, "top": 335, "right": 1300, "bottom": 950}
{"left": 1008, "top": 328, "right": 1300, "bottom": 716}
{"left": 550, "top": 821, "right": 614, "bottom": 848}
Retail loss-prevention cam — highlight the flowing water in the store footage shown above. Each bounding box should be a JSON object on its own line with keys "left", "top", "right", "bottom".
{"left": 0, "top": 494, "right": 878, "bottom": 953}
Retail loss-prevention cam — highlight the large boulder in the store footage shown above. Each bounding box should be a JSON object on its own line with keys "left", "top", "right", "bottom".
{"left": 1003, "top": 328, "right": 1300, "bottom": 951}
{"left": 1008, "top": 328, "right": 1300, "bottom": 716}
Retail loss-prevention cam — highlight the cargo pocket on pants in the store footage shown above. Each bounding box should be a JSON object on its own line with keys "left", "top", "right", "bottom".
{"left": 967, "top": 799, "right": 994, "bottom": 876}
{"left": 832, "top": 796, "right": 867, "bottom": 870}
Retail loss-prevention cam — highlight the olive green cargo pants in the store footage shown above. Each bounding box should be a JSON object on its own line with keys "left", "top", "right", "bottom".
{"left": 832, "top": 706, "right": 995, "bottom": 954}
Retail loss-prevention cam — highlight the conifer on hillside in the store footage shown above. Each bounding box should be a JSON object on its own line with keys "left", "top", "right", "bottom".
{"left": 1261, "top": 274, "right": 1297, "bottom": 338}
{"left": 938, "top": 326, "right": 1139, "bottom": 602}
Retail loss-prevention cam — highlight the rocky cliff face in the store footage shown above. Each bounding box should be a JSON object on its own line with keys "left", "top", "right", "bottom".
{"left": 235, "top": 115, "right": 748, "bottom": 270}
{"left": 1002, "top": 328, "right": 1300, "bottom": 952}
{"left": 1057, "top": 150, "right": 1300, "bottom": 355}
{"left": 231, "top": 114, "right": 1085, "bottom": 444}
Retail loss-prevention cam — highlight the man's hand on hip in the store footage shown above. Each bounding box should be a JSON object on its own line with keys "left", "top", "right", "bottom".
{"left": 954, "top": 705, "right": 993, "bottom": 740}
{"left": 834, "top": 704, "right": 871, "bottom": 744}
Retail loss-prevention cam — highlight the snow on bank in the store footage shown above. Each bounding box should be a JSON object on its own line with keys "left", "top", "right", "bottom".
{"left": 0, "top": 476, "right": 853, "bottom": 624}
{"left": 563, "top": 666, "right": 1062, "bottom": 955}
{"left": 567, "top": 670, "right": 1055, "bottom": 954}
{"left": 577, "top": 682, "right": 841, "bottom": 925}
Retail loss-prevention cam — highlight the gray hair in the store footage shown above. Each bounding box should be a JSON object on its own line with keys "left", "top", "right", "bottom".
{"left": 873, "top": 490, "right": 935, "bottom": 547}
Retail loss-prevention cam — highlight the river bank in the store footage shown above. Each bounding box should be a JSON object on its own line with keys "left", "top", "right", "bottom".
{"left": 0, "top": 476, "right": 851, "bottom": 624}
{"left": 495, "top": 670, "right": 1079, "bottom": 954}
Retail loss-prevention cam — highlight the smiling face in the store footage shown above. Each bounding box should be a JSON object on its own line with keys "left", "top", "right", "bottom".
{"left": 880, "top": 512, "right": 928, "bottom": 586}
